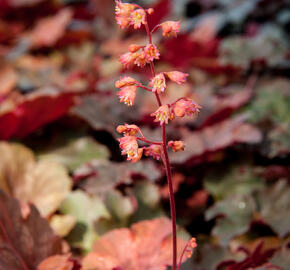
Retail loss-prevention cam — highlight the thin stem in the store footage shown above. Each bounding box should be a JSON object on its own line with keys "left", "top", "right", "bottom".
{"left": 137, "top": 84, "right": 152, "bottom": 92}
{"left": 144, "top": 15, "right": 177, "bottom": 270}
{"left": 151, "top": 24, "right": 161, "bottom": 34}
{"left": 136, "top": 137, "right": 163, "bottom": 145}
{"left": 178, "top": 242, "right": 189, "bottom": 270}
{"left": 162, "top": 123, "right": 177, "bottom": 270}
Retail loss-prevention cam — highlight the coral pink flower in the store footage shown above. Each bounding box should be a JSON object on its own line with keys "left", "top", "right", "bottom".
{"left": 150, "top": 73, "right": 166, "bottom": 93}
{"left": 151, "top": 104, "right": 171, "bottom": 125}
{"left": 144, "top": 144, "right": 162, "bottom": 160}
{"left": 120, "top": 52, "right": 138, "bottom": 69}
{"left": 168, "top": 140, "right": 185, "bottom": 152}
{"left": 116, "top": 123, "right": 140, "bottom": 136}
{"left": 115, "top": 76, "right": 137, "bottom": 88}
{"left": 173, "top": 98, "right": 201, "bottom": 117}
{"left": 144, "top": 44, "right": 160, "bottom": 61}
{"left": 117, "top": 85, "right": 137, "bottom": 106}
{"left": 134, "top": 50, "right": 148, "bottom": 67}
{"left": 166, "top": 71, "right": 188, "bottom": 85}
{"left": 115, "top": 0, "right": 135, "bottom": 29}
{"left": 161, "top": 21, "right": 180, "bottom": 37}
{"left": 131, "top": 148, "right": 143, "bottom": 162}
{"left": 118, "top": 135, "right": 139, "bottom": 161}
{"left": 130, "top": 9, "right": 146, "bottom": 29}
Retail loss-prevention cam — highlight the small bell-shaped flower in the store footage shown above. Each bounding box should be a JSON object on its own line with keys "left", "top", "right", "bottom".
{"left": 118, "top": 135, "right": 140, "bottom": 161}
{"left": 115, "top": 0, "right": 135, "bottom": 29}
{"left": 117, "top": 85, "right": 137, "bottom": 106}
{"left": 173, "top": 98, "right": 201, "bottom": 117}
{"left": 130, "top": 9, "right": 146, "bottom": 29}
{"left": 150, "top": 73, "right": 166, "bottom": 93}
{"left": 144, "top": 44, "right": 160, "bottom": 61}
{"left": 144, "top": 144, "right": 162, "bottom": 160}
{"left": 115, "top": 76, "right": 137, "bottom": 88}
{"left": 161, "top": 21, "right": 180, "bottom": 37}
{"left": 168, "top": 140, "right": 185, "bottom": 152}
{"left": 116, "top": 123, "right": 140, "bottom": 136}
{"left": 120, "top": 52, "right": 138, "bottom": 69}
{"left": 151, "top": 104, "right": 171, "bottom": 125}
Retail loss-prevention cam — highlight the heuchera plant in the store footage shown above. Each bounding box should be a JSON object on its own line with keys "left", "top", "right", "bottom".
{"left": 114, "top": 1, "right": 199, "bottom": 269}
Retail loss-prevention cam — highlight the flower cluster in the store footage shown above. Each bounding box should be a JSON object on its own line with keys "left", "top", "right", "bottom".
{"left": 115, "top": 1, "right": 201, "bottom": 156}
{"left": 151, "top": 98, "right": 201, "bottom": 125}
{"left": 120, "top": 44, "right": 160, "bottom": 69}
{"left": 116, "top": 124, "right": 162, "bottom": 162}
{"left": 115, "top": 1, "right": 146, "bottom": 29}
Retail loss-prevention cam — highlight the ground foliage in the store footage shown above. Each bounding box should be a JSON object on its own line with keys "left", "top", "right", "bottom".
{"left": 0, "top": 0, "right": 289, "bottom": 269}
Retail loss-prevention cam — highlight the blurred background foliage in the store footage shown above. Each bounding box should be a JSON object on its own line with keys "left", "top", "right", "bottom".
{"left": 0, "top": 0, "right": 289, "bottom": 269}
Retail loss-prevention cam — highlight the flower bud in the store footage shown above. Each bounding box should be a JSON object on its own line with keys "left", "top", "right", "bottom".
{"left": 129, "top": 44, "right": 142, "bottom": 53}
{"left": 147, "top": 8, "right": 154, "bottom": 15}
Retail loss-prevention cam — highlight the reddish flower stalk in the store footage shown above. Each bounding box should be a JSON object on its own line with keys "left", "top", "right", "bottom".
{"left": 114, "top": 1, "right": 199, "bottom": 269}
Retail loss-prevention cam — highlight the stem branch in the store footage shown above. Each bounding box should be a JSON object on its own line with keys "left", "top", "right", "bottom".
{"left": 136, "top": 137, "right": 163, "bottom": 145}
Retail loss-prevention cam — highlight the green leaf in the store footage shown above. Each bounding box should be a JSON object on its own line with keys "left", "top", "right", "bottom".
{"left": 257, "top": 180, "right": 290, "bottom": 237}
{"left": 206, "top": 194, "right": 256, "bottom": 246}
{"left": 204, "top": 165, "right": 264, "bottom": 200}
{"left": 39, "top": 137, "right": 110, "bottom": 171}
{"left": 60, "top": 190, "right": 110, "bottom": 252}
{"left": 247, "top": 79, "right": 290, "bottom": 124}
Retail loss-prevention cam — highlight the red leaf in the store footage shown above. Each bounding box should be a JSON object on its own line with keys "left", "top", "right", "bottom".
{"left": 170, "top": 114, "right": 262, "bottom": 164}
{"left": 217, "top": 241, "right": 277, "bottom": 270}
{"left": 0, "top": 191, "right": 62, "bottom": 270}
{"left": 25, "top": 8, "right": 73, "bottom": 48}
{"left": 0, "top": 88, "right": 79, "bottom": 139}
{"left": 162, "top": 34, "right": 219, "bottom": 68}
{"left": 147, "top": 0, "right": 170, "bottom": 29}
{"left": 201, "top": 76, "right": 256, "bottom": 127}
